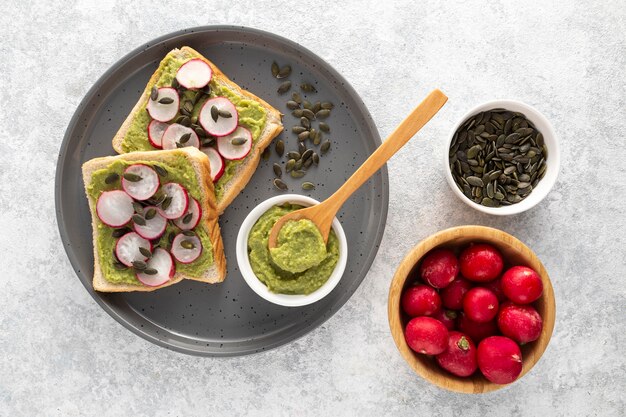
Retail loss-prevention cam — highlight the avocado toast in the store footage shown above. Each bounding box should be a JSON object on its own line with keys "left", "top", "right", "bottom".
{"left": 82, "top": 147, "right": 226, "bottom": 292}
{"left": 112, "top": 46, "right": 284, "bottom": 214}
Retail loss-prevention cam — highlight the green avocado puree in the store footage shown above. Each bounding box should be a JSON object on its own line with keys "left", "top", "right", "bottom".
{"left": 87, "top": 156, "right": 214, "bottom": 285}
{"left": 247, "top": 204, "right": 339, "bottom": 295}
{"left": 119, "top": 50, "right": 268, "bottom": 202}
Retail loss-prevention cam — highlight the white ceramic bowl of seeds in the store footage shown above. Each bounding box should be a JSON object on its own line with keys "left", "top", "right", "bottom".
{"left": 444, "top": 99, "right": 560, "bottom": 215}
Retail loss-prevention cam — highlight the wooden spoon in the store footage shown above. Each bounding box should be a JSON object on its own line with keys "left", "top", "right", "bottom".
{"left": 268, "top": 89, "right": 448, "bottom": 248}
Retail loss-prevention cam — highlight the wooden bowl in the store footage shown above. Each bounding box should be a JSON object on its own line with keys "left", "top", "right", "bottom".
{"left": 388, "top": 225, "right": 555, "bottom": 393}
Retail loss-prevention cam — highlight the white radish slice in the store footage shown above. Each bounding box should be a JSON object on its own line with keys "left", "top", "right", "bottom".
{"left": 161, "top": 123, "right": 200, "bottom": 150}
{"left": 175, "top": 58, "right": 212, "bottom": 89}
{"left": 96, "top": 190, "right": 134, "bottom": 227}
{"left": 146, "top": 87, "right": 179, "bottom": 122}
{"left": 157, "top": 183, "right": 189, "bottom": 219}
{"left": 201, "top": 147, "right": 225, "bottom": 182}
{"left": 217, "top": 126, "right": 252, "bottom": 160}
{"left": 121, "top": 164, "right": 160, "bottom": 201}
{"left": 171, "top": 233, "right": 202, "bottom": 264}
{"left": 173, "top": 198, "right": 202, "bottom": 230}
{"left": 115, "top": 232, "right": 152, "bottom": 267}
{"left": 133, "top": 206, "right": 167, "bottom": 240}
{"left": 199, "top": 97, "right": 238, "bottom": 137}
{"left": 147, "top": 120, "right": 169, "bottom": 148}
{"left": 136, "top": 248, "right": 175, "bottom": 287}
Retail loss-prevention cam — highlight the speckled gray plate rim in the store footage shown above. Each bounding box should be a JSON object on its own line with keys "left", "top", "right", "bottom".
{"left": 55, "top": 25, "right": 389, "bottom": 357}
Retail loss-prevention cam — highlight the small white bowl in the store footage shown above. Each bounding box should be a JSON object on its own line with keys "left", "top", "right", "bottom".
{"left": 236, "top": 194, "right": 348, "bottom": 307}
{"left": 444, "top": 99, "right": 560, "bottom": 215}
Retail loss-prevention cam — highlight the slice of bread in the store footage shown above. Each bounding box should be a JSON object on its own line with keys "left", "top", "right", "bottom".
{"left": 112, "top": 46, "right": 284, "bottom": 214}
{"left": 82, "top": 147, "right": 227, "bottom": 292}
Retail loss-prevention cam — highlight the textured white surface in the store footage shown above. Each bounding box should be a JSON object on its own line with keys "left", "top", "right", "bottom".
{"left": 1, "top": 1, "right": 625, "bottom": 415}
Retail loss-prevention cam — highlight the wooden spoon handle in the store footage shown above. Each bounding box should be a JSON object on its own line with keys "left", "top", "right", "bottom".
{"left": 324, "top": 89, "right": 448, "bottom": 213}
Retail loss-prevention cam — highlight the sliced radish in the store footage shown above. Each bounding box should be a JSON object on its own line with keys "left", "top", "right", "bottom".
{"left": 199, "top": 97, "right": 238, "bottom": 137}
{"left": 136, "top": 248, "right": 175, "bottom": 287}
{"left": 171, "top": 233, "right": 202, "bottom": 264}
{"left": 157, "top": 183, "right": 189, "bottom": 219}
{"left": 121, "top": 164, "right": 159, "bottom": 201}
{"left": 115, "top": 232, "right": 152, "bottom": 267}
{"left": 161, "top": 123, "right": 200, "bottom": 150}
{"left": 201, "top": 147, "right": 225, "bottom": 182}
{"left": 176, "top": 58, "right": 212, "bottom": 89}
{"left": 217, "top": 126, "right": 252, "bottom": 160}
{"left": 133, "top": 206, "right": 167, "bottom": 240}
{"left": 146, "top": 87, "right": 179, "bottom": 122}
{"left": 173, "top": 198, "right": 202, "bottom": 230}
{"left": 96, "top": 190, "right": 134, "bottom": 227}
{"left": 147, "top": 120, "right": 169, "bottom": 148}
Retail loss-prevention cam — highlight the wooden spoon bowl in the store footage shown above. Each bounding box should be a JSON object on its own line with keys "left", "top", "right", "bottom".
{"left": 387, "top": 225, "right": 556, "bottom": 393}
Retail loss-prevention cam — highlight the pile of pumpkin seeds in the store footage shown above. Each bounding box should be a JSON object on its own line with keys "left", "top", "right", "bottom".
{"left": 268, "top": 61, "right": 334, "bottom": 191}
{"left": 449, "top": 109, "right": 547, "bottom": 207}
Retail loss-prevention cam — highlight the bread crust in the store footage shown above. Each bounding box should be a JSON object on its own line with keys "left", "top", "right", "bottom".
{"left": 111, "top": 46, "right": 284, "bottom": 214}
{"left": 82, "top": 148, "right": 226, "bottom": 292}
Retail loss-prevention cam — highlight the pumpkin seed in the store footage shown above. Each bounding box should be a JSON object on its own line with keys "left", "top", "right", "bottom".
{"left": 301, "top": 149, "right": 314, "bottom": 161}
{"left": 300, "top": 117, "right": 310, "bottom": 129}
{"left": 182, "top": 212, "right": 193, "bottom": 224}
{"left": 273, "top": 178, "right": 288, "bottom": 191}
{"left": 292, "top": 126, "right": 306, "bottom": 134}
{"left": 321, "top": 140, "right": 331, "bottom": 154}
{"left": 287, "top": 151, "right": 301, "bottom": 160}
{"left": 319, "top": 122, "right": 330, "bottom": 133}
{"left": 143, "top": 268, "right": 158, "bottom": 275}
{"left": 291, "top": 92, "right": 302, "bottom": 104}
{"left": 316, "top": 109, "right": 330, "bottom": 119}
{"left": 262, "top": 147, "right": 271, "bottom": 160}
{"left": 298, "top": 142, "right": 306, "bottom": 155}
{"left": 123, "top": 172, "right": 142, "bottom": 182}
{"left": 132, "top": 202, "right": 144, "bottom": 215}
{"left": 113, "top": 262, "right": 128, "bottom": 270}
{"left": 211, "top": 105, "right": 218, "bottom": 122}
{"left": 285, "top": 159, "right": 296, "bottom": 172}
{"left": 182, "top": 230, "right": 196, "bottom": 237}
{"left": 313, "top": 131, "right": 322, "bottom": 146}
{"left": 303, "top": 100, "right": 312, "bottom": 110}
{"left": 277, "top": 65, "right": 291, "bottom": 79}
{"left": 271, "top": 61, "right": 279, "bottom": 77}
{"left": 161, "top": 196, "right": 172, "bottom": 211}
{"left": 286, "top": 100, "right": 300, "bottom": 110}
{"left": 179, "top": 132, "right": 192, "bottom": 144}
{"left": 303, "top": 158, "right": 313, "bottom": 169}
{"left": 158, "top": 97, "right": 174, "bottom": 104}
{"left": 139, "top": 247, "right": 152, "bottom": 258}
{"left": 150, "top": 86, "right": 158, "bottom": 101}
{"left": 312, "top": 153, "right": 319, "bottom": 165}
{"left": 231, "top": 137, "right": 247, "bottom": 146}
{"left": 298, "top": 131, "right": 310, "bottom": 141}
{"left": 145, "top": 208, "right": 156, "bottom": 220}
{"left": 300, "top": 83, "right": 317, "bottom": 93}
{"left": 275, "top": 139, "right": 285, "bottom": 156}
{"left": 302, "top": 109, "right": 316, "bottom": 120}
{"left": 302, "top": 182, "right": 315, "bottom": 190}
{"left": 180, "top": 239, "right": 195, "bottom": 250}
{"left": 105, "top": 172, "right": 119, "bottom": 184}
{"left": 218, "top": 109, "right": 232, "bottom": 118}
{"left": 277, "top": 81, "right": 291, "bottom": 94}
{"left": 132, "top": 260, "right": 147, "bottom": 270}
{"left": 290, "top": 170, "right": 306, "bottom": 178}
{"left": 112, "top": 228, "right": 130, "bottom": 238}
{"left": 312, "top": 101, "right": 321, "bottom": 113}
{"left": 132, "top": 214, "right": 146, "bottom": 226}
{"left": 273, "top": 163, "right": 282, "bottom": 178}
{"left": 154, "top": 165, "right": 167, "bottom": 177}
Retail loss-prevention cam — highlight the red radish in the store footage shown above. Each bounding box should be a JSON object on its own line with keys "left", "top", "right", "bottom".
{"left": 202, "top": 147, "right": 225, "bottom": 182}
{"left": 501, "top": 266, "right": 543, "bottom": 304}
{"left": 175, "top": 58, "right": 212, "bottom": 89}
{"left": 484, "top": 277, "right": 506, "bottom": 302}
{"left": 133, "top": 206, "right": 167, "bottom": 240}
{"left": 146, "top": 87, "right": 179, "bottom": 122}
{"left": 171, "top": 233, "right": 202, "bottom": 264}
{"left": 115, "top": 232, "right": 152, "bottom": 267}
{"left": 436, "top": 331, "right": 478, "bottom": 377}
{"left": 161, "top": 123, "right": 200, "bottom": 150}
{"left": 147, "top": 120, "right": 169, "bottom": 148}
{"left": 157, "top": 183, "right": 189, "bottom": 219}
{"left": 440, "top": 276, "right": 473, "bottom": 310}
{"left": 199, "top": 97, "right": 238, "bottom": 137}
{"left": 401, "top": 285, "right": 441, "bottom": 317}
{"left": 121, "top": 164, "right": 159, "bottom": 201}
{"left": 457, "top": 313, "right": 498, "bottom": 343}
{"left": 96, "top": 190, "right": 134, "bottom": 227}
{"left": 497, "top": 303, "right": 543, "bottom": 344}
{"left": 432, "top": 309, "right": 457, "bottom": 330}
{"left": 404, "top": 317, "right": 449, "bottom": 355}
{"left": 419, "top": 248, "right": 459, "bottom": 288}
{"left": 463, "top": 287, "right": 499, "bottom": 323}
{"left": 135, "top": 248, "right": 175, "bottom": 287}
{"left": 477, "top": 336, "right": 523, "bottom": 384}
{"left": 460, "top": 243, "right": 504, "bottom": 282}
{"left": 173, "top": 198, "right": 202, "bottom": 230}
{"left": 217, "top": 126, "right": 252, "bottom": 160}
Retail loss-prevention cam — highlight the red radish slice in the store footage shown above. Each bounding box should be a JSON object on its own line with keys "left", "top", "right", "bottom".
{"left": 217, "top": 126, "right": 252, "bottom": 160}
{"left": 173, "top": 198, "right": 202, "bottom": 230}
{"left": 133, "top": 206, "right": 167, "bottom": 240}
{"left": 136, "top": 248, "right": 175, "bottom": 287}
{"left": 201, "top": 147, "right": 225, "bottom": 182}
{"left": 171, "top": 233, "right": 202, "bottom": 264}
{"left": 96, "top": 190, "right": 134, "bottom": 227}
{"left": 115, "top": 232, "right": 152, "bottom": 267}
{"left": 161, "top": 123, "right": 200, "bottom": 150}
{"left": 147, "top": 120, "right": 169, "bottom": 148}
{"left": 146, "top": 87, "right": 179, "bottom": 122}
{"left": 157, "top": 183, "right": 189, "bottom": 219}
{"left": 175, "top": 58, "right": 212, "bottom": 89}
{"left": 121, "top": 164, "right": 159, "bottom": 201}
{"left": 199, "top": 97, "right": 238, "bottom": 137}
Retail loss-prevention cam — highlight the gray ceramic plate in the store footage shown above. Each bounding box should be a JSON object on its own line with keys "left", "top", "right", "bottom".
{"left": 56, "top": 26, "right": 388, "bottom": 356}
